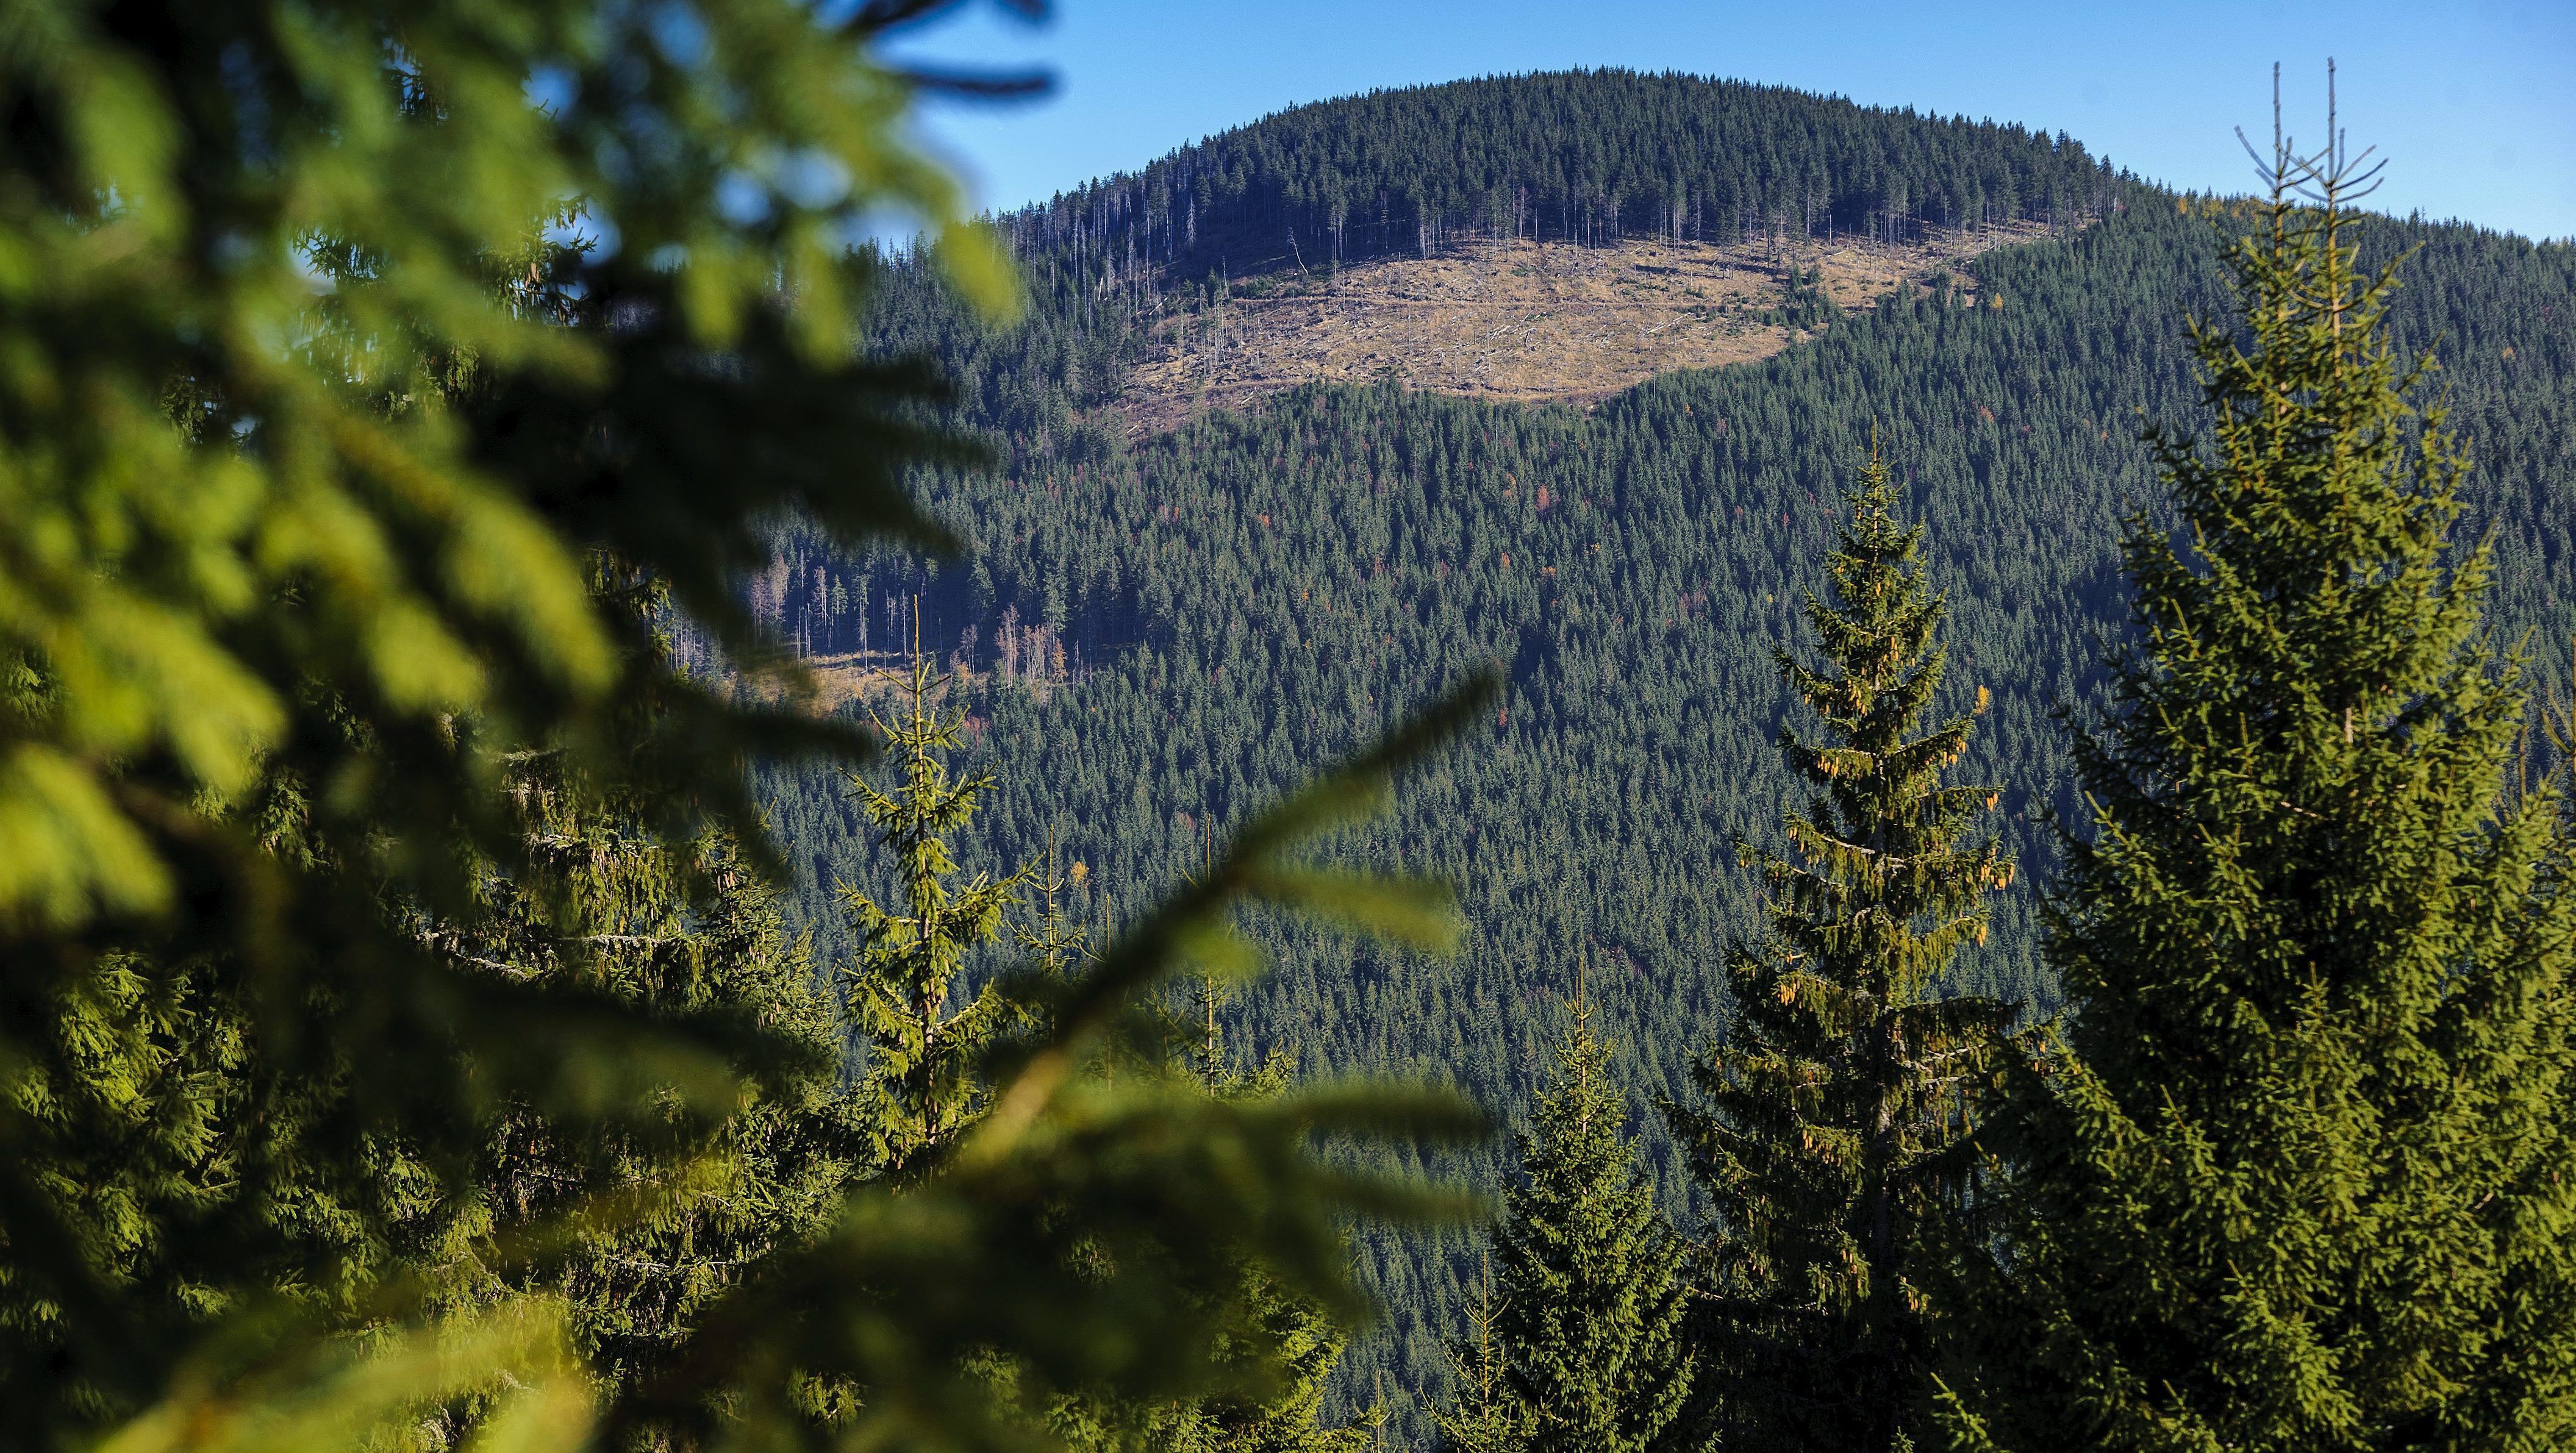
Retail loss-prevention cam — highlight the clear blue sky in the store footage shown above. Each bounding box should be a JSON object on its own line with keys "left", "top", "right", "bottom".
{"left": 885, "top": 0, "right": 2576, "bottom": 241}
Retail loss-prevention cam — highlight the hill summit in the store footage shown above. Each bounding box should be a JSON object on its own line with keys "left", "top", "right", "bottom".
{"left": 868, "top": 71, "right": 2128, "bottom": 434}
{"left": 817, "top": 72, "right": 2576, "bottom": 1438}
{"left": 1004, "top": 69, "right": 2122, "bottom": 277}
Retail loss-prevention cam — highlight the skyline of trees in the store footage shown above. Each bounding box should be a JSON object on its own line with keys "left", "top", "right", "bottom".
{"left": 7, "top": 18, "right": 2576, "bottom": 1448}
{"left": 751, "top": 71, "right": 2576, "bottom": 1440}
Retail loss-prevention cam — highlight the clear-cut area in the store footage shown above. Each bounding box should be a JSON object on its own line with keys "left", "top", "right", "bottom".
{"left": 1119, "top": 225, "right": 2045, "bottom": 428}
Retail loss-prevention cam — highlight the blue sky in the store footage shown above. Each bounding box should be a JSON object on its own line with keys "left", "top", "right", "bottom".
{"left": 884, "top": 0, "right": 2575, "bottom": 241}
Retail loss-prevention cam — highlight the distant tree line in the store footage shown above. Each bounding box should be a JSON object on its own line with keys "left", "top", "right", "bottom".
{"left": 759, "top": 70, "right": 2576, "bottom": 1441}
{"left": 994, "top": 70, "right": 2125, "bottom": 286}
{"left": 1420, "top": 137, "right": 2576, "bottom": 1452}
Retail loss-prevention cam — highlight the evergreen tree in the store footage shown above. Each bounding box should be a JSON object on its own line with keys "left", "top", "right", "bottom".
{"left": 0, "top": 2, "right": 1496, "bottom": 1444}
{"left": 1936, "top": 92, "right": 2576, "bottom": 1452}
{"left": 1433, "top": 1254, "right": 1534, "bottom": 1453}
{"left": 1018, "top": 827, "right": 1093, "bottom": 980}
{"left": 444, "top": 781, "right": 862, "bottom": 1396}
{"left": 840, "top": 640, "right": 1031, "bottom": 1176}
{"left": 1666, "top": 446, "right": 2017, "bottom": 1453}
{"left": 1161, "top": 1047, "right": 1379, "bottom": 1453}
{"left": 1481, "top": 988, "right": 1692, "bottom": 1453}
{"left": 1139, "top": 912, "right": 1375, "bottom": 1453}
{"left": 1039, "top": 956, "right": 1378, "bottom": 1453}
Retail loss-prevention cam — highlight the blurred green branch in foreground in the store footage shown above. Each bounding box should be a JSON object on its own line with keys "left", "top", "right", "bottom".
{"left": 0, "top": 1, "right": 1489, "bottom": 1446}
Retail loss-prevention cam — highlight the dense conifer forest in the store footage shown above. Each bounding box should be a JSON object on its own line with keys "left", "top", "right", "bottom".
{"left": 742, "top": 70, "right": 2576, "bottom": 1433}
{"left": 13, "top": 12, "right": 2576, "bottom": 1446}
{"left": 0, "top": 6, "right": 1503, "bottom": 1449}
{"left": 990, "top": 70, "right": 2118, "bottom": 279}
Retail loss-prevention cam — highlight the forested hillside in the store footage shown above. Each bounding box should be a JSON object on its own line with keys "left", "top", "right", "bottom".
{"left": 744, "top": 71, "right": 2576, "bottom": 1435}
{"left": 999, "top": 70, "right": 2117, "bottom": 275}
{"left": 1, "top": 2, "right": 1512, "bottom": 1448}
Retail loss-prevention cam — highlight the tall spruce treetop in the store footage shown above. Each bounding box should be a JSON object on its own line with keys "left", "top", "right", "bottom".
{"left": 1937, "top": 85, "right": 2576, "bottom": 1452}
{"left": 840, "top": 641, "right": 1028, "bottom": 1176}
{"left": 1488, "top": 986, "right": 1694, "bottom": 1453}
{"left": 1668, "top": 445, "right": 2015, "bottom": 1453}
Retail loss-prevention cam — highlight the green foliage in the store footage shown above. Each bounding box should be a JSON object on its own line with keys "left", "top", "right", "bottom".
{"left": 0, "top": 4, "right": 1500, "bottom": 1450}
{"left": 1665, "top": 446, "right": 2017, "bottom": 1453}
{"left": 751, "top": 85, "right": 2576, "bottom": 1422}
{"left": 101, "top": 1297, "right": 595, "bottom": 1453}
{"left": 1934, "top": 116, "right": 2576, "bottom": 1452}
{"left": 612, "top": 678, "right": 1495, "bottom": 1452}
{"left": 1469, "top": 992, "right": 1691, "bottom": 1453}
{"left": 442, "top": 760, "right": 864, "bottom": 1399}
{"left": 829, "top": 659, "right": 1387, "bottom": 1453}
{"left": 0, "top": 0, "right": 1001, "bottom": 939}
{"left": 1168, "top": 1030, "right": 1379, "bottom": 1453}
{"left": 1065, "top": 1041, "right": 1381, "bottom": 1453}
{"left": 1, "top": 0, "right": 1004, "bottom": 1426}
{"left": 840, "top": 648, "right": 1032, "bottom": 1176}
{"left": 69, "top": 671, "right": 1495, "bottom": 1453}
{"left": 1432, "top": 1258, "right": 1533, "bottom": 1453}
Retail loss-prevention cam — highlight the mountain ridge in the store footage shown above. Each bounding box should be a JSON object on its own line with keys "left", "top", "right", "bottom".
{"left": 778, "top": 73, "right": 2576, "bottom": 1440}
{"left": 994, "top": 68, "right": 2119, "bottom": 277}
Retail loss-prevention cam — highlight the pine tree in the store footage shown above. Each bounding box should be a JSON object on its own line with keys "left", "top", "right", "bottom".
{"left": 1936, "top": 85, "right": 2576, "bottom": 1452}
{"left": 840, "top": 638, "right": 1029, "bottom": 1176}
{"left": 1481, "top": 987, "right": 1693, "bottom": 1453}
{"left": 1434, "top": 1252, "right": 1533, "bottom": 1453}
{"left": 0, "top": 2, "right": 1498, "bottom": 1443}
{"left": 1666, "top": 444, "right": 2017, "bottom": 1453}
{"left": 1036, "top": 960, "right": 1376, "bottom": 1453}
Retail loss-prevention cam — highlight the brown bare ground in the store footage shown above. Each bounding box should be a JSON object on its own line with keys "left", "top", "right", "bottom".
{"left": 792, "top": 652, "right": 1058, "bottom": 714}
{"left": 1119, "top": 226, "right": 2041, "bottom": 431}
{"left": 795, "top": 652, "right": 905, "bottom": 715}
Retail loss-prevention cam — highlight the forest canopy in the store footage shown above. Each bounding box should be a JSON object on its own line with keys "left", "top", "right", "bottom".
{"left": 765, "top": 66, "right": 2576, "bottom": 1440}
{"left": 4, "top": 13, "right": 2575, "bottom": 1453}
{"left": 0, "top": 2, "right": 1487, "bottom": 1449}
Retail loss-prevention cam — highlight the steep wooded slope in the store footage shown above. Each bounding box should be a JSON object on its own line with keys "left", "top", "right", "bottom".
{"left": 750, "top": 74, "right": 2576, "bottom": 1437}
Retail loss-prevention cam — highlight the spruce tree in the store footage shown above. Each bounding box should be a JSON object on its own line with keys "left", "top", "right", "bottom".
{"left": 1142, "top": 910, "right": 1374, "bottom": 1453}
{"left": 1165, "top": 1046, "right": 1378, "bottom": 1453}
{"left": 1666, "top": 446, "right": 2017, "bottom": 1453}
{"left": 1936, "top": 93, "right": 2576, "bottom": 1452}
{"left": 0, "top": 2, "right": 1498, "bottom": 1443}
{"left": 1434, "top": 1253, "right": 1534, "bottom": 1453}
{"left": 1481, "top": 988, "right": 1693, "bottom": 1453}
{"left": 839, "top": 641, "right": 1029, "bottom": 1176}
{"left": 448, "top": 794, "right": 861, "bottom": 1395}
{"left": 1035, "top": 960, "right": 1375, "bottom": 1453}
